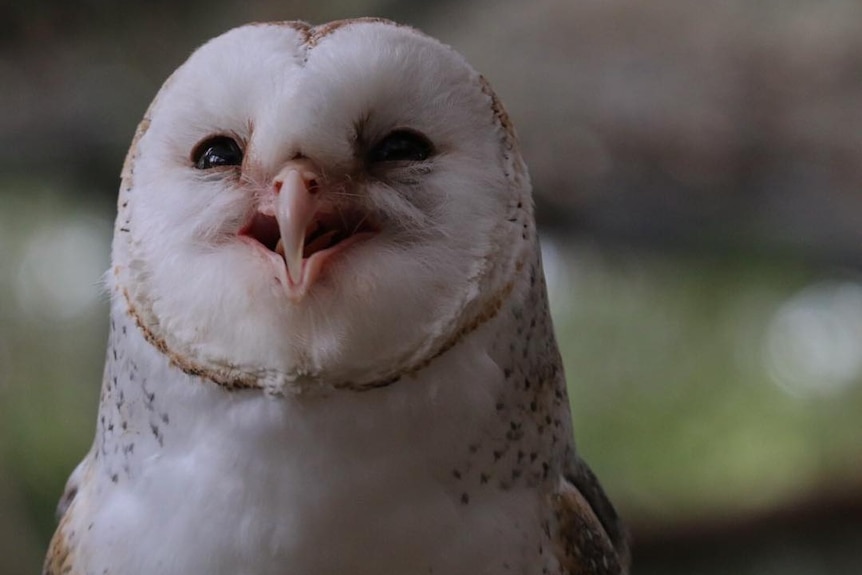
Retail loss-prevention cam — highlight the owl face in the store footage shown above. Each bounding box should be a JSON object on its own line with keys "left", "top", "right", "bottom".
{"left": 115, "top": 20, "right": 531, "bottom": 392}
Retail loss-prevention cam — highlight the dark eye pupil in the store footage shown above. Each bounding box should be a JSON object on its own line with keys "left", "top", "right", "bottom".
{"left": 368, "top": 129, "right": 433, "bottom": 163}
{"left": 192, "top": 136, "right": 243, "bottom": 169}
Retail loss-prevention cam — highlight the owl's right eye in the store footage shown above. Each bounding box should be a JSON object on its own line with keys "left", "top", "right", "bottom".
{"left": 191, "top": 136, "right": 244, "bottom": 169}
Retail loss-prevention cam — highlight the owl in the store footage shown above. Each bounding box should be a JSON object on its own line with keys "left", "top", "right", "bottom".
{"left": 44, "top": 18, "right": 629, "bottom": 575}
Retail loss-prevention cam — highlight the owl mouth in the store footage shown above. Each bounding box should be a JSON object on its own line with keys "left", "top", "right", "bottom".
{"left": 240, "top": 208, "right": 376, "bottom": 295}
{"left": 278, "top": 211, "right": 375, "bottom": 260}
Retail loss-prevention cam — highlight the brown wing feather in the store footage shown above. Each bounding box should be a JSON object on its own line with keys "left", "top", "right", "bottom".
{"left": 43, "top": 512, "right": 78, "bottom": 575}
{"left": 551, "top": 459, "right": 631, "bottom": 574}
{"left": 43, "top": 455, "right": 92, "bottom": 575}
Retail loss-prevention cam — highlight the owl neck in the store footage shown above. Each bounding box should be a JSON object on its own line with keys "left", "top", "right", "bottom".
{"left": 93, "top": 259, "right": 574, "bottom": 499}
{"left": 78, "top": 259, "right": 574, "bottom": 575}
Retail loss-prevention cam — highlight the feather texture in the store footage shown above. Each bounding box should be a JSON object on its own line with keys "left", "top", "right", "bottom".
{"left": 45, "top": 18, "right": 628, "bottom": 575}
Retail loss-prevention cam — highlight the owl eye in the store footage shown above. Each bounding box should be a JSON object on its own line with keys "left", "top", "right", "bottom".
{"left": 191, "top": 136, "right": 244, "bottom": 169}
{"left": 368, "top": 129, "right": 434, "bottom": 163}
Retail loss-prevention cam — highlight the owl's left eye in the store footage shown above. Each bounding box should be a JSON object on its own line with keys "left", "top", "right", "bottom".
{"left": 191, "top": 136, "right": 243, "bottom": 169}
{"left": 367, "top": 129, "right": 434, "bottom": 164}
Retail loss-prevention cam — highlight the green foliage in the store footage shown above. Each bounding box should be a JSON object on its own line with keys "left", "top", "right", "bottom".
{"left": 550, "top": 244, "right": 862, "bottom": 523}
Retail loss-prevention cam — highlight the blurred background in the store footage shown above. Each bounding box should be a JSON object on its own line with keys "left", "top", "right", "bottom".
{"left": 2, "top": 0, "right": 862, "bottom": 573}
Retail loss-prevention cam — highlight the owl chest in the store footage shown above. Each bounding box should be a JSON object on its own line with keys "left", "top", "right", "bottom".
{"left": 79, "top": 393, "right": 555, "bottom": 575}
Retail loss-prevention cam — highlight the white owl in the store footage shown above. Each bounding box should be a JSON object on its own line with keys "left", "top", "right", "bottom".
{"left": 44, "top": 18, "right": 629, "bottom": 575}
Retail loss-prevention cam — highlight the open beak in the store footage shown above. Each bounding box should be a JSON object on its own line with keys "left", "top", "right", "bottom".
{"left": 238, "top": 160, "right": 378, "bottom": 299}
{"left": 274, "top": 165, "right": 318, "bottom": 286}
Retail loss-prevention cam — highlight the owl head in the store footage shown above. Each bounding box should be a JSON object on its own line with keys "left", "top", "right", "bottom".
{"left": 114, "top": 19, "right": 533, "bottom": 393}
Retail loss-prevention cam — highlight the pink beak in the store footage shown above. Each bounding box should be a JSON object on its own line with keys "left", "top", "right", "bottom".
{"left": 273, "top": 161, "right": 319, "bottom": 286}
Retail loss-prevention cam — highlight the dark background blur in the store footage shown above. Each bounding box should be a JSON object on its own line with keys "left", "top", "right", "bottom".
{"left": 2, "top": 1, "right": 862, "bottom": 573}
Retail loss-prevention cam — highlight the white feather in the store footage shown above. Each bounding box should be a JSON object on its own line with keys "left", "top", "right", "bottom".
{"left": 45, "top": 19, "right": 626, "bottom": 575}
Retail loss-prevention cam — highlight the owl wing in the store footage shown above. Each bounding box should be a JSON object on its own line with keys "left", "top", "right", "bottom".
{"left": 552, "top": 457, "right": 631, "bottom": 575}
{"left": 43, "top": 452, "right": 92, "bottom": 575}
{"left": 55, "top": 452, "right": 90, "bottom": 519}
{"left": 43, "top": 516, "right": 78, "bottom": 575}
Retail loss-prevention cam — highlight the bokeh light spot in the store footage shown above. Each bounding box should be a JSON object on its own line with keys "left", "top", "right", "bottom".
{"left": 764, "top": 281, "right": 862, "bottom": 398}
{"left": 14, "top": 217, "right": 110, "bottom": 323}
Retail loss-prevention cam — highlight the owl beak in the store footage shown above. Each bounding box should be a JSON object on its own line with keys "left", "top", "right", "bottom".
{"left": 273, "top": 163, "right": 319, "bottom": 286}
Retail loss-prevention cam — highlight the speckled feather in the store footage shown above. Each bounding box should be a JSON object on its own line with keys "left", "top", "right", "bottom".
{"left": 45, "top": 18, "right": 629, "bottom": 575}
